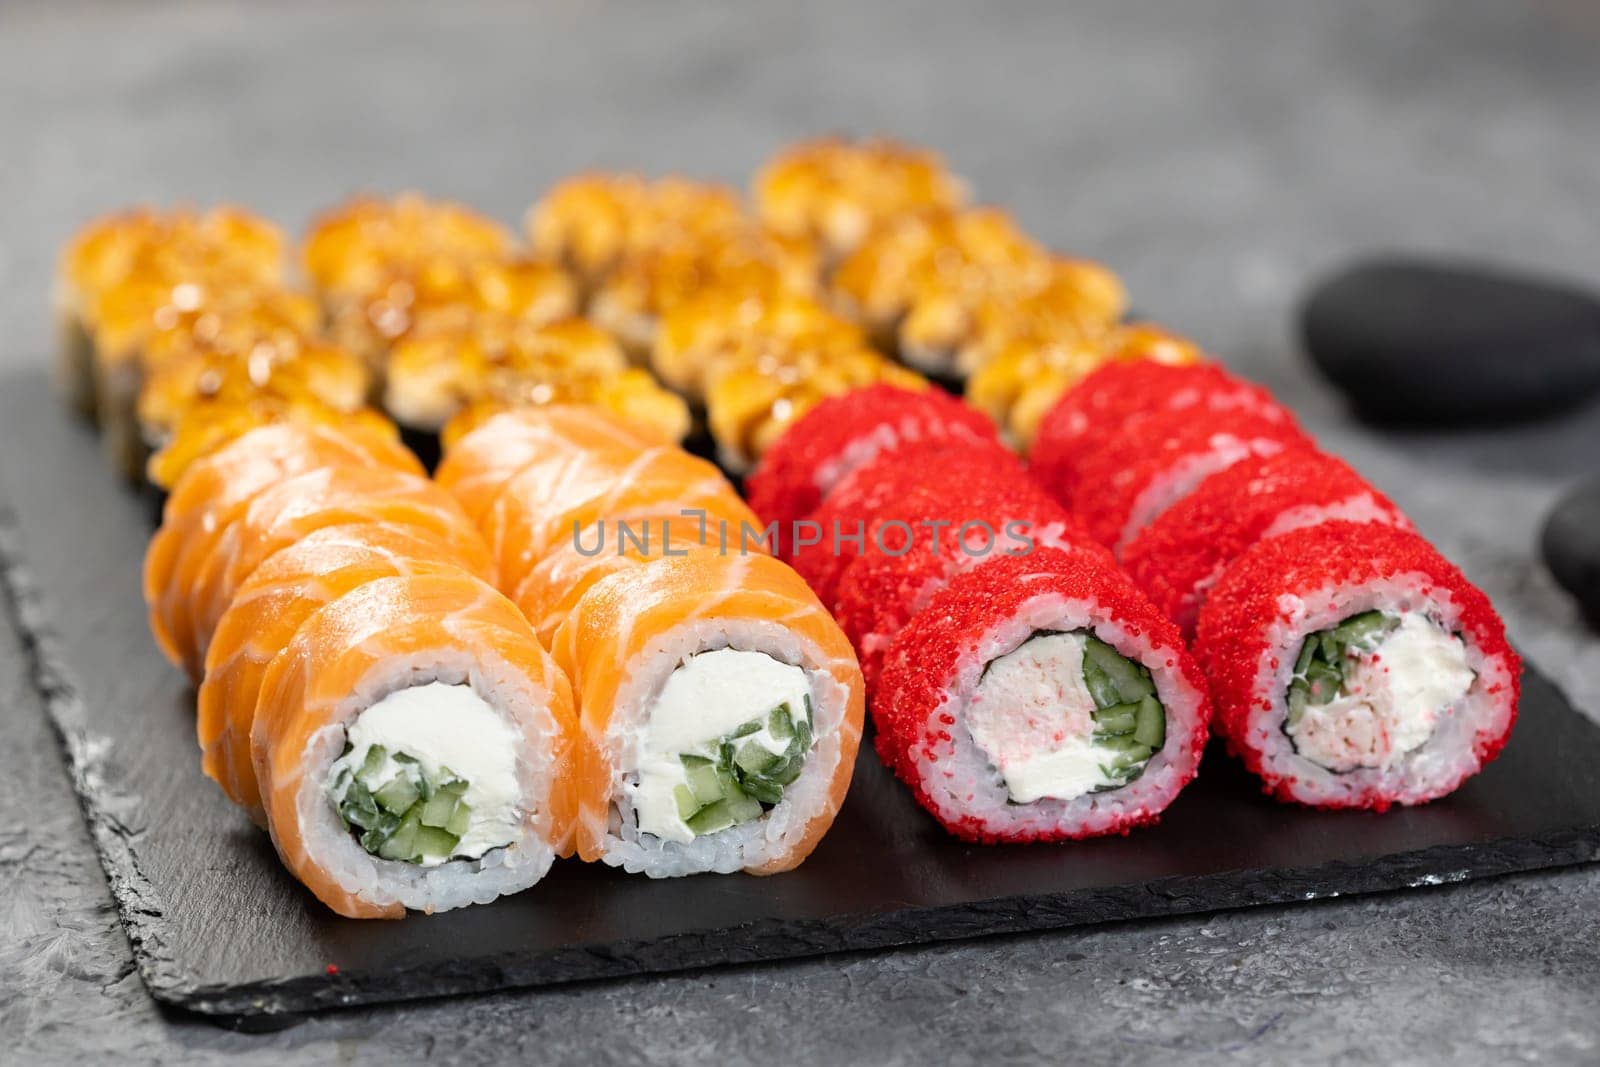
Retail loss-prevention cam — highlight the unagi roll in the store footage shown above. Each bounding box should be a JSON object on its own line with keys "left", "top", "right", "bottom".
{"left": 551, "top": 550, "right": 864, "bottom": 876}
{"left": 1195, "top": 521, "right": 1519, "bottom": 810}
{"left": 875, "top": 547, "right": 1209, "bottom": 843}
{"left": 253, "top": 572, "right": 578, "bottom": 919}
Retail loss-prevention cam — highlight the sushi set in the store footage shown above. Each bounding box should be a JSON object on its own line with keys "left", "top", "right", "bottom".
{"left": 6, "top": 137, "right": 1600, "bottom": 1018}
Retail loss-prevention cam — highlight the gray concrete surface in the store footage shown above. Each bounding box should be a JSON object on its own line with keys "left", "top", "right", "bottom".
{"left": 2, "top": 0, "right": 1599, "bottom": 1062}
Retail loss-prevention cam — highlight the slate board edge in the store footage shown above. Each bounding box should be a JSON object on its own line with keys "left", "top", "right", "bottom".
{"left": 0, "top": 499, "right": 189, "bottom": 1008}
{"left": 5, "top": 493, "right": 1600, "bottom": 1022}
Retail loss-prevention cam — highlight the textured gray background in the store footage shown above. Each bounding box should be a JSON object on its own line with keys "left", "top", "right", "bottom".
{"left": 2, "top": 0, "right": 1600, "bottom": 1063}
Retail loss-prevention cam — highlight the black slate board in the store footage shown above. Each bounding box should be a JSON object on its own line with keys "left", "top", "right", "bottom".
{"left": 3, "top": 367, "right": 1600, "bottom": 1023}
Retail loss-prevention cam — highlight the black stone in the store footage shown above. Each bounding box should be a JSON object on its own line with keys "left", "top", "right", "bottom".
{"left": 1543, "top": 476, "right": 1600, "bottom": 627}
{"left": 1300, "top": 257, "right": 1600, "bottom": 424}
{"left": 4, "top": 367, "right": 1600, "bottom": 1023}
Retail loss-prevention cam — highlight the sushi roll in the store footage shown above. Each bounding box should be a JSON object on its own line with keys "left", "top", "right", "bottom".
{"left": 525, "top": 174, "right": 746, "bottom": 293}
{"left": 752, "top": 136, "right": 971, "bottom": 263}
{"left": 1063, "top": 405, "right": 1313, "bottom": 554}
{"left": 384, "top": 316, "right": 628, "bottom": 433}
{"left": 302, "top": 193, "right": 515, "bottom": 315}
{"left": 330, "top": 255, "right": 578, "bottom": 370}
{"left": 787, "top": 439, "right": 1028, "bottom": 609}
{"left": 874, "top": 547, "right": 1209, "bottom": 843}
{"left": 185, "top": 463, "right": 491, "bottom": 668}
{"left": 967, "top": 323, "right": 1202, "bottom": 451}
{"left": 144, "top": 421, "right": 424, "bottom": 676}
{"left": 550, "top": 549, "right": 864, "bottom": 876}
{"left": 898, "top": 255, "right": 1123, "bottom": 380}
{"left": 651, "top": 289, "right": 864, "bottom": 402}
{"left": 954, "top": 257, "right": 1130, "bottom": 378}
{"left": 197, "top": 522, "right": 470, "bottom": 816}
{"left": 745, "top": 383, "right": 1001, "bottom": 552}
{"left": 252, "top": 571, "right": 578, "bottom": 918}
{"left": 1029, "top": 358, "right": 1294, "bottom": 506}
{"left": 133, "top": 335, "right": 372, "bottom": 480}
{"left": 831, "top": 206, "right": 1043, "bottom": 358}
{"left": 1123, "top": 449, "right": 1412, "bottom": 638}
{"left": 588, "top": 226, "right": 818, "bottom": 361}
{"left": 1195, "top": 521, "right": 1520, "bottom": 809}
{"left": 704, "top": 340, "right": 924, "bottom": 475}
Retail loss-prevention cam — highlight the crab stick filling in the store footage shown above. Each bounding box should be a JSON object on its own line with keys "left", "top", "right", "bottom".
{"left": 629, "top": 649, "right": 816, "bottom": 844}
{"left": 328, "top": 682, "right": 523, "bottom": 866}
{"left": 1284, "top": 611, "right": 1475, "bottom": 773}
{"left": 966, "top": 631, "right": 1167, "bottom": 803}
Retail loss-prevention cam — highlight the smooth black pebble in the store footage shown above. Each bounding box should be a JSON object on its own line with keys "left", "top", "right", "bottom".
{"left": 1301, "top": 257, "right": 1600, "bottom": 423}
{"left": 1543, "top": 476, "right": 1600, "bottom": 627}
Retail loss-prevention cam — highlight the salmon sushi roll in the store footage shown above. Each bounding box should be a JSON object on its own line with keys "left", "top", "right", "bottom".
{"left": 1195, "top": 521, "right": 1520, "bottom": 810}
{"left": 197, "top": 523, "right": 470, "bottom": 817}
{"left": 551, "top": 549, "right": 864, "bottom": 876}
{"left": 1123, "top": 449, "right": 1412, "bottom": 638}
{"left": 745, "top": 384, "right": 1001, "bottom": 557}
{"left": 185, "top": 463, "right": 489, "bottom": 666}
{"left": 1066, "top": 406, "right": 1313, "bottom": 554}
{"left": 144, "top": 421, "right": 423, "bottom": 676}
{"left": 874, "top": 547, "right": 1209, "bottom": 843}
{"left": 1029, "top": 360, "right": 1297, "bottom": 509}
{"left": 252, "top": 571, "right": 577, "bottom": 918}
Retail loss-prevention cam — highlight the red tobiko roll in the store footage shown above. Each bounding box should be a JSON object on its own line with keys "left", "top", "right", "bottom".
{"left": 1029, "top": 359, "right": 1296, "bottom": 511}
{"left": 787, "top": 439, "right": 1021, "bottom": 606}
{"left": 1194, "top": 520, "right": 1519, "bottom": 811}
{"left": 1068, "top": 406, "right": 1313, "bottom": 553}
{"left": 1123, "top": 448, "right": 1412, "bottom": 638}
{"left": 872, "top": 547, "right": 1210, "bottom": 844}
{"left": 745, "top": 384, "right": 1002, "bottom": 558}
{"left": 834, "top": 488, "right": 1107, "bottom": 695}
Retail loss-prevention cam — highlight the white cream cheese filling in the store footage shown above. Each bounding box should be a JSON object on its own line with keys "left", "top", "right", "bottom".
{"left": 1287, "top": 612, "right": 1475, "bottom": 773}
{"left": 965, "top": 632, "right": 1128, "bottom": 803}
{"left": 332, "top": 682, "right": 524, "bottom": 864}
{"left": 630, "top": 648, "right": 813, "bottom": 844}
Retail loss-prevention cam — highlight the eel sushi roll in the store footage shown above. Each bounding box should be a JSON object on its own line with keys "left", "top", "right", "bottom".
{"left": 752, "top": 136, "right": 971, "bottom": 263}
{"left": 745, "top": 383, "right": 1001, "bottom": 553}
{"left": 874, "top": 547, "right": 1209, "bottom": 842}
{"left": 1195, "top": 521, "right": 1520, "bottom": 810}
{"left": 252, "top": 571, "right": 578, "bottom": 918}
{"left": 551, "top": 549, "right": 864, "bottom": 876}
{"left": 1123, "top": 449, "right": 1412, "bottom": 638}
{"left": 1063, "top": 405, "right": 1312, "bottom": 554}
{"left": 1028, "top": 359, "right": 1295, "bottom": 507}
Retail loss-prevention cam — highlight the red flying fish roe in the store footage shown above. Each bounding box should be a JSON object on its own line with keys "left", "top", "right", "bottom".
{"left": 873, "top": 547, "right": 1210, "bottom": 843}
{"left": 1068, "top": 406, "right": 1313, "bottom": 552}
{"left": 1029, "top": 360, "right": 1296, "bottom": 510}
{"left": 745, "top": 384, "right": 1002, "bottom": 557}
{"left": 788, "top": 439, "right": 1021, "bottom": 606}
{"left": 1123, "top": 448, "right": 1412, "bottom": 638}
{"left": 834, "top": 488, "right": 1106, "bottom": 694}
{"left": 1194, "top": 521, "right": 1520, "bottom": 811}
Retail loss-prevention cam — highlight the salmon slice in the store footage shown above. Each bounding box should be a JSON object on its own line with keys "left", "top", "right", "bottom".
{"left": 513, "top": 511, "right": 746, "bottom": 646}
{"left": 252, "top": 571, "right": 578, "bottom": 919}
{"left": 196, "top": 523, "right": 469, "bottom": 817}
{"left": 144, "top": 422, "right": 422, "bottom": 675}
{"left": 550, "top": 549, "right": 865, "bottom": 874}
{"left": 184, "top": 464, "right": 491, "bottom": 669}
{"left": 481, "top": 445, "right": 756, "bottom": 587}
{"left": 436, "top": 406, "right": 666, "bottom": 528}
